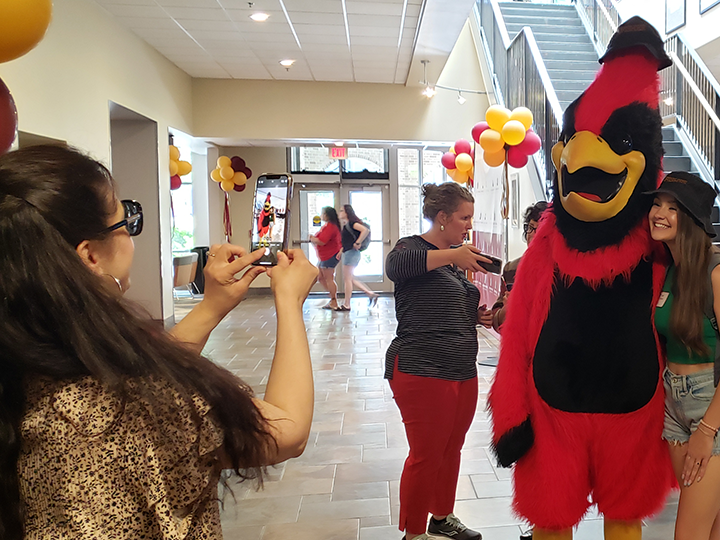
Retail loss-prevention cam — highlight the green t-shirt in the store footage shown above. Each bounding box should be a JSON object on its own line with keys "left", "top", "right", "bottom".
{"left": 655, "top": 265, "right": 716, "bottom": 364}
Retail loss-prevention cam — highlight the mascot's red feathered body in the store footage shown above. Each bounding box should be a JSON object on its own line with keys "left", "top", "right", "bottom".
{"left": 489, "top": 18, "right": 675, "bottom": 540}
{"left": 257, "top": 193, "right": 272, "bottom": 239}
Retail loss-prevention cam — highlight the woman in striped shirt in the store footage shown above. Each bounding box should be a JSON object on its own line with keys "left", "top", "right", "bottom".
{"left": 385, "top": 182, "right": 492, "bottom": 540}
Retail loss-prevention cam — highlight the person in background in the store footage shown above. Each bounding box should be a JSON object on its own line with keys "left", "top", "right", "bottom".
{"left": 648, "top": 172, "right": 720, "bottom": 540}
{"left": 337, "top": 203, "right": 379, "bottom": 311}
{"left": 0, "top": 145, "right": 318, "bottom": 540}
{"left": 309, "top": 206, "right": 342, "bottom": 310}
{"left": 491, "top": 201, "right": 549, "bottom": 332}
{"left": 385, "top": 182, "right": 491, "bottom": 540}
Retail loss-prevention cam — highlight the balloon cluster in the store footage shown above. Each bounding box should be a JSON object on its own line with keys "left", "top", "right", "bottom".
{"left": 441, "top": 139, "right": 475, "bottom": 185}
{"left": 210, "top": 156, "right": 252, "bottom": 193}
{"left": 169, "top": 145, "right": 192, "bottom": 190}
{"left": 473, "top": 105, "right": 542, "bottom": 169}
{"left": 0, "top": 0, "right": 53, "bottom": 155}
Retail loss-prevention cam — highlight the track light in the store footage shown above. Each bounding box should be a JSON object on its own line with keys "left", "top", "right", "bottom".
{"left": 423, "top": 85, "right": 436, "bottom": 98}
{"left": 420, "top": 60, "right": 436, "bottom": 98}
{"left": 457, "top": 91, "right": 466, "bottom": 105}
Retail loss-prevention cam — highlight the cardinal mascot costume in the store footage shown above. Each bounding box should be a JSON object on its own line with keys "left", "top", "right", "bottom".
{"left": 257, "top": 193, "right": 273, "bottom": 239}
{"left": 489, "top": 18, "right": 675, "bottom": 540}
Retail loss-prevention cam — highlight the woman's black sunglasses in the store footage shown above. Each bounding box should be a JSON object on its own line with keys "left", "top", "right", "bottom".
{"left": 103, "top": 200, "right": 143, "bottom": 237}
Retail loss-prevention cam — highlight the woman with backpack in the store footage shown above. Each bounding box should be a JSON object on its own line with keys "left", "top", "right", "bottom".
{"left": 649, "top": 171, "right": 720, "bottom": 540}
{"left": 337, "top": 204, "right": 378, "bottom": 311}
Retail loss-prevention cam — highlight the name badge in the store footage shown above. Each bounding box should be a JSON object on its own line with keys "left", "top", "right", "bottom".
{"left": 657, "top": 291, "right": 669, "bottom": 308}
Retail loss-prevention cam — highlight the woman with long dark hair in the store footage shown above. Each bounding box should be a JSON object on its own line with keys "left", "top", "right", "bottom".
{"left": 337, "top": 203, "right": 378, "bottom": 311}
{"left": 0, "top": 145, "right": 317, "bottom": 539}
{"left": 649, "top": 172, "right": 720, "bottom": 540}
{"left": 309, "top": 206, "right": 342, "bottom": 309}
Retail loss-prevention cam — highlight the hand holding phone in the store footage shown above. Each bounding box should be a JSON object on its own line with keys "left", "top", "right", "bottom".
{"left": 250, "top": 174, "right": 293, "bottom": 266}
{"left": 477, "top": 254, "right": 502, "bottom": 274}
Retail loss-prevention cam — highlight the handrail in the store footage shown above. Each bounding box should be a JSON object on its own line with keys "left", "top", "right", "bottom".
{"left": 521, "top": 29, "right": 564, "bottom": 129}
{"left": 669, "top": 51, "right": 720, "bottom": 133}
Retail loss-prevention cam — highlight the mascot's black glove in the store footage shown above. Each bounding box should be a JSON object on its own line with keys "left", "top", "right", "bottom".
{"left": 491, "top": 417, "right": 534, "bottom": 468}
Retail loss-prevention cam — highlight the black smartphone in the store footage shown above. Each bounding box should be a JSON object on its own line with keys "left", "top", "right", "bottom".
{"left": 251, "top": 174, "right": 293, "bottom": 266}
{"left": 478, "top": 254, "right": 502, "bottom": 274}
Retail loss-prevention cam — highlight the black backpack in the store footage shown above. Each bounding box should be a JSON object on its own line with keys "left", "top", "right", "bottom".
{"left": 346, "top": 222, "right": 371, "bottom": 251}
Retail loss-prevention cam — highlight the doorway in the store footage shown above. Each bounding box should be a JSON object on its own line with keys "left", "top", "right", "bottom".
{"left": 292, "top": 182, "right": 393, "bottom": 293}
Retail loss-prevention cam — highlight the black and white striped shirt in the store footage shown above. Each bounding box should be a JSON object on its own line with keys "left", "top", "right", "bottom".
{"left": 384, "top": 235, "right": 480, "bottom": 381}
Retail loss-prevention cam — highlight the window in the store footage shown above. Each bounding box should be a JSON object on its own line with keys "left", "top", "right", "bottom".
{"left": 172, "top": 146, "right": 194, "bottom": 253}
{"left": 290, "top": 147, "right": 389, "bottom": 175}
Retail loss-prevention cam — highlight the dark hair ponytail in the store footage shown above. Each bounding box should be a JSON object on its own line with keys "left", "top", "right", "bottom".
{"left": 343, "top": 204, "right": 362, "bottom": 225}
{"left": 0, "top": 146, "right": 274, "bottom": 539}
{"left": 323, "top": 206, "right": 341, "bottom": 230}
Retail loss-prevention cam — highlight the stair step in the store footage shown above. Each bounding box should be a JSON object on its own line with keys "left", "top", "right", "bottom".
{"left": 504, "top": 21, "right": 586, "bottom": 34}
{"left": 553, "top": 79, "right": 594, "bottom": 92}
{"left": 555, "top": 89, "right": 584, "bottom": 103}
{"left": 541, "top": 50, "right": 598, "bottom": 62}
{"left": 546, "top": 68, "right": 598, "bottom": 80}
{"left": 662, "top": 127, "right": 678, "bottom": 142}
{"left": 498, "top": 3, "right": 577, "bottom": 17}
{"left": 503, "top": 14, "right": 584, "bottom": 27}
{"left": 662, "top": 141, "right": 685, "bottom": 156}
{"left": 664, "top": 156, "right": 692, "bottom": 170}
{"left": 533, "top": 32, "right": 593, "bottom": 43}
{"left": 544, "top": 59, "right": 601, "bottom": 71}
{"left": 537, "top": 41, "right": 596, "bottom": 53}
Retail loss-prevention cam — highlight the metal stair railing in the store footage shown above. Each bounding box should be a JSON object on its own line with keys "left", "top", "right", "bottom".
{"left": 576, "top": 0, "right": 620, "bottom": 57}
{"left": 475, "top": 0, "right": 564, "bottom": 197}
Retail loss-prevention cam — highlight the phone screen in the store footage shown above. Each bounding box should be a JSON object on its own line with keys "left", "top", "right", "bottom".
{"left": 251, "top": 174, "right": 292, "bottom": 266}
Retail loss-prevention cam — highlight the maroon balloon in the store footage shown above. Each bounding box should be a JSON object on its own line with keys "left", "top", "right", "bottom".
{"left": 471, "top": 122, "right": 490, "bottom": 144}
{"left": 233, "top": 183, "right": 246, "bottom": 192}
{"left": 243, "top": 167, "right": 252, "bottom": 179}
{"left": 0, "top": 77, "right": 18, "bottom": 155}
{"left": 441, "top": 152, "right": 456, "bottom": 169}
{"left": 454, "top": 138, "right": 472, "bottom": 155}
{"left": 170, "top": 174, "right": 182, "bottom": 190}
{"left": 231, "top": 156, "right": 246, "bottom": 171}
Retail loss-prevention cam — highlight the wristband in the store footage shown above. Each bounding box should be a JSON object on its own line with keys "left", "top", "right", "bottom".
{"left": 700, "top": 419, "right": 719, "bottom": 434}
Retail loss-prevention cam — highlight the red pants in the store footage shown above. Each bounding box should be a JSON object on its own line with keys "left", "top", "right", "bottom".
{"left": 389, "top": 359, "right": 478, "bottom": 533}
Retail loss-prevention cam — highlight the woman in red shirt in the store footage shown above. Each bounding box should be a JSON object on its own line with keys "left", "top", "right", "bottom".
{"left": 310, "top": 206, "right": 342, "bottom": 309}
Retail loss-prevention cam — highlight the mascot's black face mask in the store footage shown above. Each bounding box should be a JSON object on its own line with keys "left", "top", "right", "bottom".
{"left": 550, "top": 22, "right": 670, "bottom": 252}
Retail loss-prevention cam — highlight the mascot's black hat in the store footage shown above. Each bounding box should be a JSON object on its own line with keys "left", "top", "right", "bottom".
{"left": 599, "top": 16, "right": 672, "bottom": 70}
{"left": 645, "top": 171, "right": 718, "bottom": 237}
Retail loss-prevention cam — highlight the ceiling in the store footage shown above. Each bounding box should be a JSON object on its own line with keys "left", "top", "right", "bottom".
{"left": 92, "top": 0, "right": 473, "bottom": 85}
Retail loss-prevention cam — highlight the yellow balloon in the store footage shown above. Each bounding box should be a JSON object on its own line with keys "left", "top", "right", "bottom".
{"left": 233, "top": 171, "right": 247, "bottom": 186}
{"left": 502, "top": 120, "right": 527, "bottom": 146}
{"left": 169, "top": 145, "right": 180, "bottom": 161}
{"left": 479, "top": 129, "right": 505, "bottom": 153}
{"left": 169, "top": 160, "right": 179, "bottom": 176}
{"left": 220, "top": 179, "right": 235, "bottom": 192}
{"left": 455, "top": 153, "right": 473, "bottom": 172}
{"left": 468, "top": 165, "right": 474, "bottom": 179}
{"left": 510, "top": 107, "right": 534, "bottom": 130}
{"left": 0, "top": 0, "right": 52, "bottom": 64}
{"left": 210, "top": 168, "right": 223, "bottom": 182}
{"left": 453, "top": 169, "right": 469, "bottom": 184}
{"left": 217, "top": 156, "right": 231, "bottom": 169}
{"left": 177, "top": 160, "right": 192, "bottom": 176}
{"left": 485, "top": 105, "right": 512, "bottom": 132}
{"left": 220, "top": 166, "right": 235, "bottom": 180}
{"left": 484, "top": 149, "right": 506, "bottom": 168}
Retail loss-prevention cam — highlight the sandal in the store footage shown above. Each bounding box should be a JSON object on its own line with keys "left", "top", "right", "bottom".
{"left": 334, "top": 305, "right": 351, "bottom": 311}
{"left": 322, "top": 303, "right": 337, "bottom": 310}
{"left": 368, "top": 294, "right": 379, "bottom": 307}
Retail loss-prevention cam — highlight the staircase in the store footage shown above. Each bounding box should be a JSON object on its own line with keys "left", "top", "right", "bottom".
{"left": 499, "top": 2, "right": 597, "bottom": 110}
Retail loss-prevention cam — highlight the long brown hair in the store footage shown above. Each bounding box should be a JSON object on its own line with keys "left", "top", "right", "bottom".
{"left": 670, "top": 206, "right": 713, "bottom": 357}
{"left": 0, "top": 146, "right": 274, "bottom": 539}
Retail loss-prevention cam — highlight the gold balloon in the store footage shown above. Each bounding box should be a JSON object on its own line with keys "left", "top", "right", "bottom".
{"left": 479, "top": 129, "right": 505, "bottom": 153}
{"left": 233, "top": 171, "right": 247, "bottom": 186}
{"left": 220, "top": 179, "right": 235, "bottom": 192}
{"left": 217, "top": 156, "right": 232, "bottom": 169}
{"left": 502, "top": 120, "right": 527, "bottom": 146}
{"left": 455, "top": 153, "right": 473, "bottom": 172}
{"left": 485, "top": 105, "right": 512, "bottom": 132}
{"left": 210, "top": 168, "right": 223, "bottom": 182}
{"left": 483, "top": 149, "right": 506, "bottom": 168}
{"left": 453, "top": 169, "right": 469, "bottom": 183}
{"left": 219, "top": 166, "right": 234, "bottom": 180}
{"left": 177, "top": 160, "right": 192, "bottom": 176}
{"left": 510, "top": 107, "right": 534, "bottom": 130}
{"left": 169, "top": 159, "right": 179, "bottom": 176}
{"left": 0, "top": 0, "right": 52, "bottom": 64}
{"left": 169, "top": 145, "right": 180, "bottom": 161}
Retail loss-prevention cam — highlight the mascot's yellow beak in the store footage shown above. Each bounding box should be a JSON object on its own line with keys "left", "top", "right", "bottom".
{"left": 551, "top": 131, "right": 646, "bottom": 222}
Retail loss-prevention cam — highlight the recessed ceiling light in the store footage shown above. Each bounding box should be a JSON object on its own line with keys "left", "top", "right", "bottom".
{"left": 250, "top": 12, "right": 269, "bottom": 22}
{"left": 279, "top": 59, "right": 295, "bottom": 67}
{"left": 334, "top": 141, "right": 344, "bottom": 147}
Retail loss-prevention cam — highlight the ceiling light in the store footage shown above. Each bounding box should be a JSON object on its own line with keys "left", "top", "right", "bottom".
{"left": 420, "top": 60, "right": 435, "bottom": 98}
{"left": 334, "top": 141, "right": 344, "bottom": 146}
{"left": 250, "top": 12, "right": 269, "bottom": 22}
{"left": 279, "top": 59, "right": 295, "bottom": 68}
{"left": 457, "top": 91, "right": 466, "bottom": 105}
{"left": 422, "top": 85, "right": 436, "bottom": 98}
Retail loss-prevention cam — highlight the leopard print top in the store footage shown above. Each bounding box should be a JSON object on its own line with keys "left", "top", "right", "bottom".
{"left": 19, "top": 376, "right": 225, "bottom": 539}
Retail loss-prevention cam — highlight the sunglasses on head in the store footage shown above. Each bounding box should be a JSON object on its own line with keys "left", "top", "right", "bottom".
{"left": 103, "top": 200, "right": 143, "bottom": 237}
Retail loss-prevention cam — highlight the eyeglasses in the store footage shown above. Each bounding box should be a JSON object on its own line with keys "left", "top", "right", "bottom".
{"left": 523, "top": 223, "right": 538, "bottom": 235}
{"left": 103, "top": 200, "right": 143, "bottom": 237}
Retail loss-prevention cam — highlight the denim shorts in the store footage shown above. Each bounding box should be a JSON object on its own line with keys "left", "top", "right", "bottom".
{"left": 663, "top": 366, "right": 720, "bottom": 455}
{"left": 318, "top": 255, "right": 339, "bottom": 269}
{"left": 342, "top": 249, "right": 361, "bottom": 267}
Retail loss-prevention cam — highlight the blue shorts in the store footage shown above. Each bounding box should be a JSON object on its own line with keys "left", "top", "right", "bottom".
{"left": 663, "top": 366, "right": 720, "bottom": 455}
{"left": 342, "top": 249, "right": 361, "bottom": 267}
{"left": 318, "top": 255, "right": 339, "bottom": 269}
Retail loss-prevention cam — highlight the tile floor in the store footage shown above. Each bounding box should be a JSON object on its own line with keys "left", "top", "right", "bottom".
{"left": 175, "top": 295, "right": 679, "bottom": 540}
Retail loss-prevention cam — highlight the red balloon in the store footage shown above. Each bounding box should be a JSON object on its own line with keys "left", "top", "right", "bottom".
{"left": 471, "top": 122, "right": 490, "bottom": 144}
{"left": 517, "top": 130, "right": 542, "bottom": 155}
{"left": 233, "top": 183, "right": 246, "bottom": 192}
{"left": 0, "top": 77, "right": 18, "bottom": 155}
{"left": 441, "top": 152, "right": 457, "bottom": 169}
{"left": 170, "top": 174, "right": 182, "bottom": 190}
{"left": 243, "top": 167, "right": 252, "bottom": 179}
{"left": 454, "top": 138, "right": 472, "bottom": 155}
{"left": 230, "top": 156, "right": 246, "bottom": 171}
{"left": 507, "top": 147, "right": 529, "bottom": 169}
{"left": 470, "top": 149, "right": 475, "bottom": 161}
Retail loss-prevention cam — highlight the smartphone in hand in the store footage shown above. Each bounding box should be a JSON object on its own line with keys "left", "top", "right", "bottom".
{"left": 250, "top": 174, "right": 293, "bottom": 266}
{"left": 478, "top": 254, "right": 502, "bottom": 274}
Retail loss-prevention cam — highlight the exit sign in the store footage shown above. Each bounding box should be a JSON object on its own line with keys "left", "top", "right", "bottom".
{"left": 329, "top": 147, "right": 348, "bottom": 159}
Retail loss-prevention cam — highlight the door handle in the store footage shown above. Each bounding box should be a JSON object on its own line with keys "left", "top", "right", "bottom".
{"left": 292, "top": 240, "right": 312, "bottom": 245}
